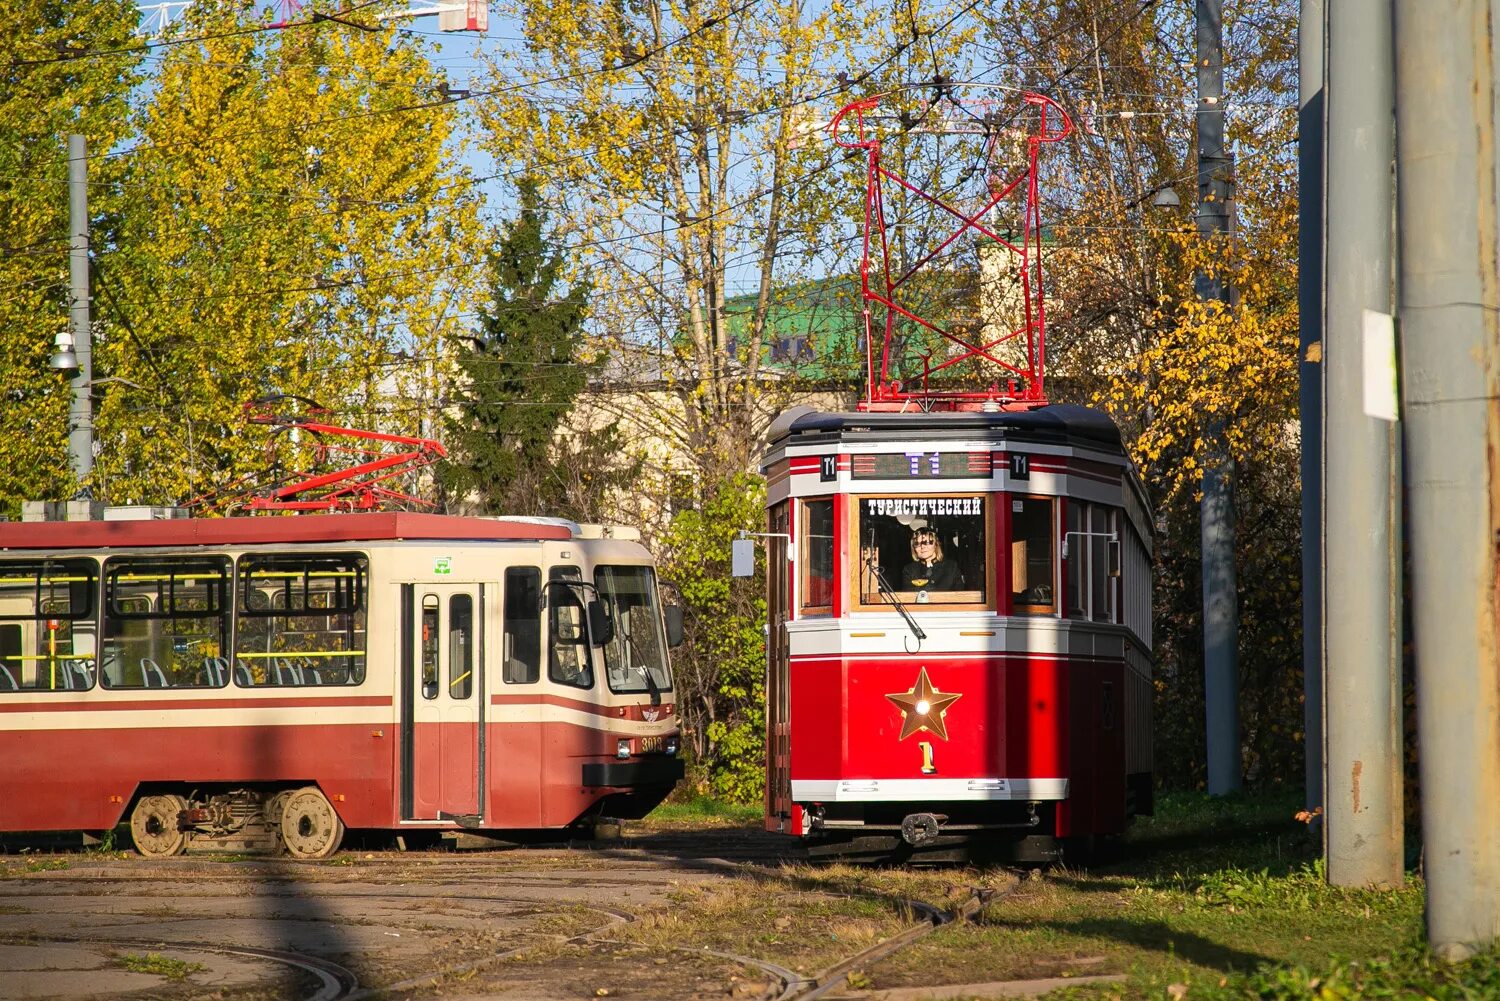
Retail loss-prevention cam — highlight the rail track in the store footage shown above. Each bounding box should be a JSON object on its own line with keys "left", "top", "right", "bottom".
{"left": 0, "top": 839, "right": 1024, "bottom": 1000}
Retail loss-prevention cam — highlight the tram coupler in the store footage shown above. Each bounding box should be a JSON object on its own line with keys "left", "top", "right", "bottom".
{"left": 900, "top": 812, "right": 947, "bottom": 846}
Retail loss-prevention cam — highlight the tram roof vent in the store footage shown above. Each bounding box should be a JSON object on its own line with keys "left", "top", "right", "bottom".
{"left": 102, "top": 505, "right": 190, "bottom": 521}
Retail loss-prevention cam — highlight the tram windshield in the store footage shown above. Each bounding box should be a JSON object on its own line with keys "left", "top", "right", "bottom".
{"left": 595, "top": 565, "right": 673, "bottom": 696}
{"left": 855, "top": 496, "right": 988, "bottom": 607}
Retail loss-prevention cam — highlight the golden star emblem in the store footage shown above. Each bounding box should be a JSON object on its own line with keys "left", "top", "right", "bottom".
{"left": 885, "top": 667, "right": 963, "bottom": 741}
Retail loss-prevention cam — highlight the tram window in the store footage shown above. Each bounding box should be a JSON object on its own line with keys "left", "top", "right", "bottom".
{"left": 236, "top": 554, "right": 368, "bottom": 687}
{"left": 0, "top": 559, "right": 99, "bottom": 691}
{"left": 1091, "top": 507, "right": 1116, "bottom": 623}
{"left": 503, "top": 567, "right": 541, "bottom": 684}
{"left": 1065, "top": 503, "right": 1087, "bottom": 618}
{"left": 1011, "top": 497, "right": 1056, "bottom": 615}
{"left": 548, "top": 566, "right": 594, "bottom": 689}
{"left": 449, "top": 594, "right": 473, "bottom": 700}
{"left": 420, "top": 595, "right": 440, "bottom": 699}
{"left": 800, "top": 499, "right": 834, "bottom": 612}
{"left": 596, "top": 565, "right": 673, "bottom": 696}
{"left": 1066, "top": 504, "right": 1120, "bottom": 623}
{"left": 854, "top": 496, "right": 988, "bottom": 608}
{"left": 103, "top": 557, "right": 230, "bottom": 688}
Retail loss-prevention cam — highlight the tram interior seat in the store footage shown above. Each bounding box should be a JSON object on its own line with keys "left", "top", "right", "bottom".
{"left": 200, "top": 656, "right": 229, "bottom": 687}
{"left": 233, "top": 660, "right": 254, "bottom": 687}
{"left": 140, "top": 658, "right": 169, "bottom": 688}
{"left": 0, "top": 664, "right": 15, "bottom": 690}
{"left": 273, "top": 658, "right": 303, "bottom": 686}
{"left": 60, "top": 660, "right": 93, "bottom": 689}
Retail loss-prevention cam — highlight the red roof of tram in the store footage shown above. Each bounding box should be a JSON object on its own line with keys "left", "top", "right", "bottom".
{"left": 0, "top": 512, "right": 573, "bottom": 551}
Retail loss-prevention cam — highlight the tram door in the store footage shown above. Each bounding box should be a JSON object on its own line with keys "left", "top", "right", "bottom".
{"left": 766, "top": 502, "right": 793, "bottom": 829}
{"left": 402, "top": 584, "right": 484, "bottom": 822}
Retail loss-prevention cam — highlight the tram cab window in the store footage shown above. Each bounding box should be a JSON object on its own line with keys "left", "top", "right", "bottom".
{"left": 547, "top": 566, "right": 594, "bottom": 689}
{"left": 236, "top": 554, "right": 368, "bottom": 687}
{"left": 1011, "top": 497, "right": 1056, "bottom": 615}
{"left": 854, "top": 496, "right": 988, "bottom": 608}
{"left": 1065, "top": 502, "right": 1119, "bottom": 623}
{"left": 502, "top": 567, "right": 542, "bottom": 684}
{"left": 595, "top": 565, "right": 673, "bottom": 696}
{"left": 0, "top": 559, "right": 98, "bottom": 692}
{"left": 800, "top": 499, "right": 835, "bottom": 613}
{"left": 103, "top": 557, "right": 229, "bottom": 688}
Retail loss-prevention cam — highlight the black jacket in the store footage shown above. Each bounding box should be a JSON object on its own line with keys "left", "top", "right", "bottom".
{"left": 901, "top": 558, "right": 962, "bottom": 591}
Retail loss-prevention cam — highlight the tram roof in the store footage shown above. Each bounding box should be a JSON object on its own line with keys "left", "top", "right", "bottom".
{"left": 766, "top": 403, "right": 1126, "bottom": 453}
{"left": 0, "top": 512, "right": 574, "bottom": 552}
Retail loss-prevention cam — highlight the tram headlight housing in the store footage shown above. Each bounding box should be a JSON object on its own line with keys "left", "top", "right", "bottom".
{"left": 664, "top": 735, "right": 679, "bottom": 756}
{"left": 617, "top": 738, "right": 632, "bottom": 759}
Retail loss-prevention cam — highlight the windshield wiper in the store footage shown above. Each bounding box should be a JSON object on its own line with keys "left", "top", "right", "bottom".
{"left": 624, "top": 628, "right": 663, "bottom": 705}
{"left": 867, "top": 556, "right": 926, "bottom": 641}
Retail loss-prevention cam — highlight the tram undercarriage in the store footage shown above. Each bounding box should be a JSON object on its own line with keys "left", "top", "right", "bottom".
{"left": 800, "top": 800, "right": 1068, "bottom": 865}
{"left": 127, "top": 785, "right": 345, "bottom": 860}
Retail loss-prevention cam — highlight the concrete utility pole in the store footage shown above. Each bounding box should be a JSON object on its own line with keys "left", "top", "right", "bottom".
{"left": 67, "top": 133, "right": 94, "bottom": 490}
{"left": 1297, "top": 0, "right": 1325, "bottom": 819}
{"left": 1196, "top": 0, "right": 1241, "bottom": 795}
{"left": 1392, "top": 0, "right": 1500, "bottom": 958}
{"left": 1322, "top": 0, "right": 1403, "bottom": 889}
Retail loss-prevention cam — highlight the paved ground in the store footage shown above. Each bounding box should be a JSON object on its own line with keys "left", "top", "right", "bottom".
{"left": 0, "top": 839, "right": 760, "bottom": 1001}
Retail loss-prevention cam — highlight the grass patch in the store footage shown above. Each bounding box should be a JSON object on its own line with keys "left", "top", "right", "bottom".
{"left": 644, "top": 795, "right": 761, "bottom": 825}
{"left": 116, "top": 952, "right": 205, "bottom": 981}
{"left": 854, "top": 789, "right": 1440, "bottom": 1000}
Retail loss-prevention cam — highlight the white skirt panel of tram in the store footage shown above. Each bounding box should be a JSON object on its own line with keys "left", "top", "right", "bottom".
{"left": 789, "top": 777, "right": 1069, "bottom": 802}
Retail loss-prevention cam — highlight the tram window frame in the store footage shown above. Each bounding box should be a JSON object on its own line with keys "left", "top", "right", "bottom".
{"left": 547, "top": 566, "right": 595, "bottom": 690}
{"left": 502, "top": 567, "right": 542, "bottom": 685}
{"left": 0, "top": 558, "right": 99, "bottom": 692}
{"left": 102, "top": 556, "right": 231, "bottom": 689}
{"left": 235, "top": 553, "right": 369, "bottom": 688}
{"left": 448, "top": 593, "right": 474, "bottom": 700}
{"left": 850, "top": 495, "right": 991, "bottom": 612}
{"left": 799, "top": 498, "right": 835, "bottom": 614}
{"left": 1063, "top": 502, "right": 1120, "bottom": 624}
{"left": 1010, "top": 496, "right": 1057, "bottom": 616}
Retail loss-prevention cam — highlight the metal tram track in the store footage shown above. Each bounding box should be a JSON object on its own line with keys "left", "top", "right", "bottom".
{"left": 776, "top": 885, "right": 1005, "bottom": 1001}
{"left": 16, "top": 935, "right": 359, "bottom": 1001}
{"left": 2, "top": 855, "right": 1018, "bottom": 1000}
{"left": 1, "top": 885, "right": 638, "bottom": 1001}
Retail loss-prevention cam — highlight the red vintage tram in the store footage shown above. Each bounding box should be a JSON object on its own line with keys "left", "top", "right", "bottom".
{"left": 0, "top": 512, "right": 683, "bottom": 857}
{"left": 756, "top": 89, "right": 1153, "bottom": 860}
{"left": 760, "top": 406, "right": 1153, "bottom": 861}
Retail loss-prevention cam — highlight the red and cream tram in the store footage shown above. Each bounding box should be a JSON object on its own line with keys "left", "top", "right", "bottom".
{"left": 760, "top": 406, "right": 1153, "bottom": 861}
{"left": 0, "top": 513, "right": 683, "bottom": 858}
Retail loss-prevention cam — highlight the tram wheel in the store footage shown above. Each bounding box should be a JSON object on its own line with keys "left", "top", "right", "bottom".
{"left": 279, "top": 786, "right": 345, "bottom": 860}
{"left": 130, "top": 794, "right": 188, "bottom": 858}
{"left": 264, "top": 790, "right": 293, "bottom": 853}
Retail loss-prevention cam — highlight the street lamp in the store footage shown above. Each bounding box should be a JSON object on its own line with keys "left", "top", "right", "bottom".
{"left": 49, "top": 331, "right": 79, "bottom": 372}
{"left": 1151, "top": 187, "right": 1182, "bottom": 209}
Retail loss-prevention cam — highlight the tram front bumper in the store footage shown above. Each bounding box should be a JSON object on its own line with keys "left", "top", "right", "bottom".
{"left": 582, "top": 757, "right": 686, "bottom": 788}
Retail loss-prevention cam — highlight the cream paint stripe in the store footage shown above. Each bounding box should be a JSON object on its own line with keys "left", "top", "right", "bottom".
{"left": 4, "top": 703, "right": 677, "bottom": 734}
{"left": 0, "top": 706, "right": 394, "bottom": 731}
{"left": 489, "top": 702, "right": 677, "bottom": 735}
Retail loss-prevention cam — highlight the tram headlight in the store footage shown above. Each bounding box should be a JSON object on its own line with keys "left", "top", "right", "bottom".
{"left": 617, "top": 739, "right": 632, "bottom": 759}
{"left": 664, "top": 735, "right": 679, "bottom": 756}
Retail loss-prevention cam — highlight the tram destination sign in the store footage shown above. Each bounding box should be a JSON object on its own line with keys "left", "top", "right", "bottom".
{"left": 851, "top": 451, "right": 992, "bottom": 479}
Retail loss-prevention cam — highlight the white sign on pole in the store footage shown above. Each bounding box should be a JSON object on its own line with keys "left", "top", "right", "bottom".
{"left": 1362, "top": 308, "right": 1399, "bottom": 422}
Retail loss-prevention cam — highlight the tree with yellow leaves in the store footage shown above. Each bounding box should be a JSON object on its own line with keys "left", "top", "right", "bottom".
{"left": 0, "top": 0, "right": 142, "bottom": 515}
{"left": 89, "top": 1, "right": 485, "bottom": 507}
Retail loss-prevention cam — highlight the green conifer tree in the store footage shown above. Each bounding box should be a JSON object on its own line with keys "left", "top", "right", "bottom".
{"left": 444, "top": 182, "right": 629, "bottom": 518}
